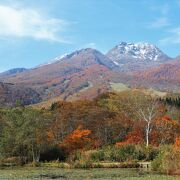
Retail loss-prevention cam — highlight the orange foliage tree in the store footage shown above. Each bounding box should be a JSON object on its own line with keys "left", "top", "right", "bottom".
{"left": 125, "top": 127, "right": 144, "bottom": 145}
{"left": 47, "top": 101, "right": 75, "bottom": 144}
{"left": 174, "top": 136, "right": 180, "bottom": 147}
{"left": 116, "top": 127, "right": 144, "bottom": 146}
{"left": 151, "top": 116, "right": 179, "bottom": 145}
{"left": 60, "top": 125, "right": 92, "bottom": 153}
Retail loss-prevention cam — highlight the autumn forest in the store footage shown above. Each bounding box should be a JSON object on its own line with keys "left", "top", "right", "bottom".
{"left": 0, "top": 90, "right": 179, "bottom": 175}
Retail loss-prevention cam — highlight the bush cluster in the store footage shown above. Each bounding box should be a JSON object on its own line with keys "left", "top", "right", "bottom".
{"left": 70, "top": 145, "right": 160, "bottom": 164}
{"left": 152, "top": 146, "right": 180, "bottom": 174}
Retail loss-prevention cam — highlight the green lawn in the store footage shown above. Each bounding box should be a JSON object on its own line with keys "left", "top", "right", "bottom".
{"left": 0, "top": 167, "right": 179, "bottom": 180}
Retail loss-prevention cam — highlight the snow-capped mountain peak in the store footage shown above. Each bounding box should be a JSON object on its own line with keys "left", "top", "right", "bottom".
{"left": 107, "top": 42, "right": 170, "bottom": 64}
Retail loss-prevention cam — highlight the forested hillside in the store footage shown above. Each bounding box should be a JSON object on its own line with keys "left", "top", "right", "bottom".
{"left": 0, "top": 90, "right": 179, "bottom": 173}
{"left": 0, "top": 82, "right": 41, "bottom": 107}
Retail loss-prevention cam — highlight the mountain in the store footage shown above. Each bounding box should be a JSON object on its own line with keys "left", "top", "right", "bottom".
{"left": 0, "top": 82, "right": 41, "bottom": 107}
{"left": 107, "top": 42, "right": 172, "bottom": 72}
{"left": 0, "top": 48, "right": 120, "bottom": 101}
{"left": 0, "top": 68, "right": 27, "bottom": 77}
{"left": 1, "top": 44, "right": 179, "bottom": 106}
{"left": 131, "top": 57, "right": 180, "bottom": 90}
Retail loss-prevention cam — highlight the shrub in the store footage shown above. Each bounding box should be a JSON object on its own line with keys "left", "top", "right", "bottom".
{"left": 152, "top": 145, "right": 180, "bottom": 175}
{"left": 90, "top": 150, "right": 105, "bottom": 162}
{"left": 66, "top": 144, "right": 160, "bottom": 166}
{"left": 114, "top": 144, "right": 159, "bottom": 162}
{"left": 103, "top": 146, "right": 116, "bottom": 161}
{"left": 67, "top": 150, "right": 82, "bottom": 163}
{"left": 151, "top": 153, "right": 163, "bottom": 172}
{"left": 140, "top": 146, "right": 159, "bottom": 161}
{"left": 93, "top": 145, "right": 138, "bottom": 162}
{"left": 134, "top": 145, "right": 146, "bottom": 160}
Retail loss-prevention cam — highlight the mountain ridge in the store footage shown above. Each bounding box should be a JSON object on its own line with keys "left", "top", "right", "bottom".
{"left": 0, "top": 68, "right": 28, "bottom": 77}
{"left": 0, "top": 42, "right": 179, "bottom": 106}
{"left": 0, "top": 48, "right": 119, "bottom": 101}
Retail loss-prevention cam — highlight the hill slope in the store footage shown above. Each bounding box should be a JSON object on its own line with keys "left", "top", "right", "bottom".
{"left": 0, "top": 82, "right": 41, "bottom": 107}
{"left": 0, "top": 48, "right": 120, "bottom": 101}
{"left": 131, "top": 58, "right": 180, "bottom": 90}
{"left": 0, "top": 68, "right": 27, "bottom": 78}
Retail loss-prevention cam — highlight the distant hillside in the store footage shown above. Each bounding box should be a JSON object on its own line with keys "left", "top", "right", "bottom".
{"left": 131, "top": 58, "right": 180, "bottom": 90}
{"left": 0, "top": 82, "right": 41, "bottom": 107}
{"left": 0, "top": 68, "right": 27, "bottom": 77}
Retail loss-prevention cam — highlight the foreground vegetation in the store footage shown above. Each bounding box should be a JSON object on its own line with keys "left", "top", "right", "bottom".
{"left": 0, "top": 167, "right": 179, "bottom": 180}
{"left": 0, "top": 90, "right": 179, "bottom": 175}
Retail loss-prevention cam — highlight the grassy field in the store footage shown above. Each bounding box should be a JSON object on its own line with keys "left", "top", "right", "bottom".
{"left": 110, "top": 82, "right": 167, "bottom": 98}
{"left": 0, "top": 167, "right": 179, "bottom": 180}
{"left": 110, "top": 82, "right": 130, "bottom": 92}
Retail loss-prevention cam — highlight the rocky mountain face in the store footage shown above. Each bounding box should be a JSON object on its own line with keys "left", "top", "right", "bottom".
{"left": 0, "top": 82, "right": 41, "bottom": 107}
{"left": 0, "top": 43, "right": 179, "bottom": 106}
{"left": 107, "top": 42, "right": 172, "bottom": 72}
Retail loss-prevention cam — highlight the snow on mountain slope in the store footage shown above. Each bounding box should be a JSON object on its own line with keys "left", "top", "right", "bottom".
{"left": 107, "top": 42, "right": 171, "bottom": 71}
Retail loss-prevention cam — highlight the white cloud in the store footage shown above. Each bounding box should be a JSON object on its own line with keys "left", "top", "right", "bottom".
{"left": 159, "top": 27, "right": 180, "bottom": 45}
{"left": 148, "top": 17, "right": 170, "bottom": 28}
{"left": 0, "top": 5, "right": 70, "bottom": 43}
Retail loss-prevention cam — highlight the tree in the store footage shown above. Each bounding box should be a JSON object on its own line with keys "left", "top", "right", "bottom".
{"left": 48, "top": 100, "right": 117, "bottom": 147}
{"left": 152, "top": 116, "right": 179, "bottom": 145}
{"left": 101, "top": 91, "right": 164, "bottom": 147}
{"left": 0, "top": 107, "right": 50, "bottom": 163}
{"left": 60, "top": 125, "right": 92, "bottom": 153}
{"left": 174, "top": 136, "right": 180, "bottom": 147}
{"left": 137, "top": 98, "right": 160, "bottom": 147}
{"left": 116, "top": 124, "right": 144, "bottom": 146}
{"left": 47, "top": 101, "right": 78, "bottom": 145}
{"left": 125, "top": 127, "right": 144, "bottom": 145}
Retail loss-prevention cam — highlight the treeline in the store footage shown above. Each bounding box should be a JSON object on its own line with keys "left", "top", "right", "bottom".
{"left": 159, "top": 96, "right": 180, "bottom": 107}
{"left": 0, "top": 91, "right": 179, "bottom": 168}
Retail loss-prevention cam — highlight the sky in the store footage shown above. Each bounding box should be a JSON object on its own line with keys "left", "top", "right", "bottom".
{"left": 0, "top": 0, "right": 180, "bottom": 72}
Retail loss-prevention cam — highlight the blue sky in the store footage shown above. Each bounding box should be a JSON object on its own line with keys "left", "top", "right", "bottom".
{"left": 0, "top": 0, "right": 180, "bottom": 72}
